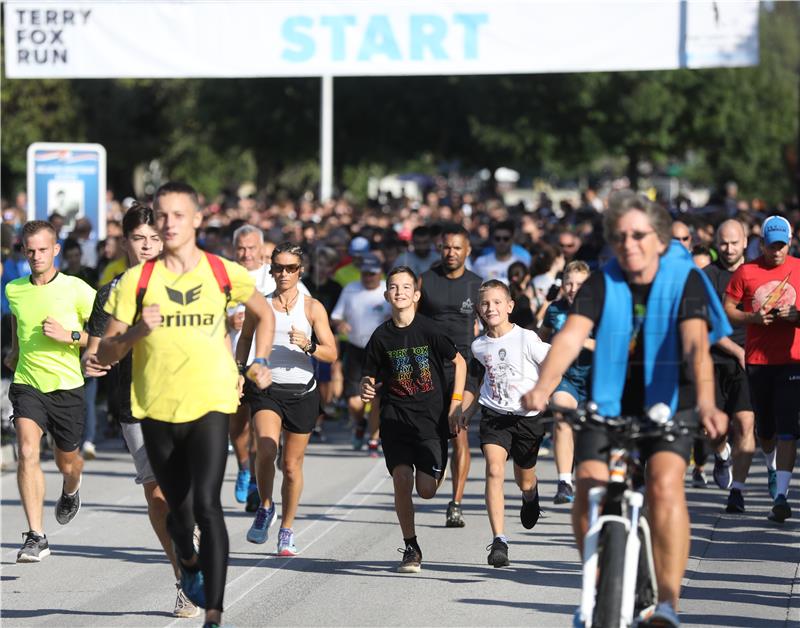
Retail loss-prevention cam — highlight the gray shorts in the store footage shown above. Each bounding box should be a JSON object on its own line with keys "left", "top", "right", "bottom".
{"left": 121, "top": 422, "right": 156, "bottom": 485}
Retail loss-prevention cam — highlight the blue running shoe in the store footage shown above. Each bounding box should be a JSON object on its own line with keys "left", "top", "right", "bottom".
{"left": 767, "top": 468, "right": 778, "bottom": 500}
{"left": 247, "top": 503, "right": 276, "bottom": 544}
{"left": 277, "top": 527, "right": 298, "bottom": 556}
{"left": 768, "top": 494, "right": 791, "bottom": 523}
{"left": 176, "top": 554, "right": 205, "bottom": 609}
{"left": 235, "top": 469, "right": 250, "bottom": 504}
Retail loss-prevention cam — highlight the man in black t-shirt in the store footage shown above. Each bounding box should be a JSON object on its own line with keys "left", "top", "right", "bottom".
{"left": 362, "top": 266, "right": 466, "bottom": 574}
{"left": 418, "top": 223, "right": 482, "bottom": 528}
{"left": 703, "top": 219, "right": 755, "bottom": 513}
{"left": 523, "top": 192, "right": 726, "bottom": 625}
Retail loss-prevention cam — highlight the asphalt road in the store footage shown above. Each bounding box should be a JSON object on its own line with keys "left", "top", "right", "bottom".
{"left": 2, "top": 421, "right": 798, "bottom": 627}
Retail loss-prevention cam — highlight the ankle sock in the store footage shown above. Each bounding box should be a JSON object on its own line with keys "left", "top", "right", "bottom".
{"left": 776, "top": 471, "right": 791, "bottom": 498}
{"left": 495, "top": 534, "right": 509, "bottom": 544}
{"left": 558, "top": 473, "right": 573, "bottom": 485}
{"left": 403, "top": 535, "right": 420, "bottom": 552}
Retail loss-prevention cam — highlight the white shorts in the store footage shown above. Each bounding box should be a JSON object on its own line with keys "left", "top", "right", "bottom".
{"left": 121, "top": 422, "right": 156, "bottom": 485}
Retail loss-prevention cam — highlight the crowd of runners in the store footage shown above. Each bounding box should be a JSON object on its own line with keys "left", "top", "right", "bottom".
{"left": 2, "top": 181, "right": 799, "bottom": 628}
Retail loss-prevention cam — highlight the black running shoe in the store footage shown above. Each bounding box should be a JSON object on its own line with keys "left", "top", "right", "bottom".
{"left": 554, "top": 480, "right": 574, "bottom": 504}
{"left": 445, "top": 500, "right": 466, "bottom": 528}
{"left": 486, "top": 537, "right": 509, "bottom": 568}
{"left": 520, "top": 488, "right": 541, "bottom": 529}
{"left": 55, "top": 489, "right": 80, "bottom": 525}
{"left": 397, "top": 545, "right": 422, "bottom": 573}
{"left": 725, "top": 488, "right": 745, "bottom": 514}
{"left": 245, "top": 487, "right": 260, "bottom": 513}
{"left": 16, "top": 531, "right": 50, "bottom": 563}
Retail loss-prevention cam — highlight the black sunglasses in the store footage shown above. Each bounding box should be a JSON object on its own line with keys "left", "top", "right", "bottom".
{"left": 271, "top": 263, "right": 301, "bottom": 275}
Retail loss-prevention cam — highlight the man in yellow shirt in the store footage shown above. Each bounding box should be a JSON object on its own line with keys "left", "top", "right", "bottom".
{"left": 97, "top": 182, "right": 274, "bottom": 628}
{"left": 5, "top": 220, "right": 96, "bottom": 563}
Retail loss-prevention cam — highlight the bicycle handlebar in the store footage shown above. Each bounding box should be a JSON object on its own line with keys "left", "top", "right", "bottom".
{"left": 548, "top": 402, "right": 699, "bottom": 441}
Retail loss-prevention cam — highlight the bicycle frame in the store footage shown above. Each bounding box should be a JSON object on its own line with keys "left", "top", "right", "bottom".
{"left": 577, "top": 450, "right": 658, "bottom": 628}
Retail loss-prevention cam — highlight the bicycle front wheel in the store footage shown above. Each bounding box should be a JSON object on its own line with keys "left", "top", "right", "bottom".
{"left": 592, "top": 520, "right": 627, "bottom": 628}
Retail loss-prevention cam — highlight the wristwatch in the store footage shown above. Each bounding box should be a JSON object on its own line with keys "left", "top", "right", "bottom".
{"left": 71, "top": 331, "right": 81, "bottom": 343}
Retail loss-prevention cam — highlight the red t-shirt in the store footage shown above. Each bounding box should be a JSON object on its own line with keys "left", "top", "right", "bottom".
{"left": 726, "top": 255, "right": 800, "bottom": 365}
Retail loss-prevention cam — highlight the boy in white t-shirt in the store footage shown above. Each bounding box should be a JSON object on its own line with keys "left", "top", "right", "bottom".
{"left": 469, "top": 280, "right": 551, "bottom": 568}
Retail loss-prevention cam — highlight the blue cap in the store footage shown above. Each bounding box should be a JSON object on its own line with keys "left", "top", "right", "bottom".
{"left": 358, "top": 253, "right": 382, "bottom": 273}
{"left": 762, "top": 216, "right": 791, "bottom": 246}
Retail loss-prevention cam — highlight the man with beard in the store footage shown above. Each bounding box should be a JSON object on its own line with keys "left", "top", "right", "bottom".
{"left": 418, "top": 223, "right": 483, "bottom": 528}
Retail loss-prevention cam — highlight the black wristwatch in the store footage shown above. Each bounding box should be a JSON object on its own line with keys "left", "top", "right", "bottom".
{"left": 304, "top": 340, "right": 317, "bottom": 355}
{"left": 71, "top": 330, "right": 81, "bottom": 343}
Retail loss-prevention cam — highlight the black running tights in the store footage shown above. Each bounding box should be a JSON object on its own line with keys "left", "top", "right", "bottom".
{"left": 141, "top": 412, "right": 230, "bottom": 611}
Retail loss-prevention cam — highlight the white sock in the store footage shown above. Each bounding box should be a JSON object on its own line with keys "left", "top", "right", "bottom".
{"left": 717, "top": 442, "right": 731, "bottom": 461}
{"left": 731, "top": 481, "right": 746, "bottom": 492}
{"left": 763, "top": 449, "right": 776, "bottom": 471}
{"left": 776, "top": 471, "right": 791, "bottom": 498}
{"left": 558, "top": 473, "right": 573, "bottom": 485}
{"left": 65, "top": 474, "right": 82, "bottom": 497}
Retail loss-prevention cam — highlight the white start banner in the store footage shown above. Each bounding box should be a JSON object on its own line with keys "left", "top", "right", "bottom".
{"left": 3, "top": 1, "right": 759, "bottom": 79}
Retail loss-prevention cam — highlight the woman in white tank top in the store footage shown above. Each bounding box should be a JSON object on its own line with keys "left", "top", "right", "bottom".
{"left": 237, "top": 242, "right": 337, "bottom": 556}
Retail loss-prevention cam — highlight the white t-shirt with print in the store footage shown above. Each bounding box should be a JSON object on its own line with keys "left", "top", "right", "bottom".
{"left": 331, "top": 280, "right": 390, "bottom": 349}
{"left": 471, "top": 324, "right": 550, "bottom": 416}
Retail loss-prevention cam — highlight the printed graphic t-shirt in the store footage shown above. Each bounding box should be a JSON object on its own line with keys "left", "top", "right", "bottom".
{"left": 106, "top": 255, "right": 255, "bottom": 422}
{"left": 471, "top": 325, "right": 550, "bottom": 416}
{"left": 363, "top": 314, "right": 457, "bottom": 440}
{"left": 726, "top": 255, "right": 800, "bottom": 365}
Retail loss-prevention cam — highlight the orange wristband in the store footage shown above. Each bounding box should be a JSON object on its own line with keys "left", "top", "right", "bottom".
{"left": 451, "top": 393, "right": 463, "bottom": 402}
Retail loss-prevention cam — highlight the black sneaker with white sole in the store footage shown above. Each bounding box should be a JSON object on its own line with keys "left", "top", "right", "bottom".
{"left": 446, "top": 500, "right": 466, "bottom": 528}
{"left": 17, "top": 531, "right": 50, "bottom": 563}
{"left": 397, "top": 545, "right": 422, "bottom": 573}
{"left": 55, "top": 489, "right": 80, "bottom": 525}
{"left": 487, "top": 537, "right": 509, "bottom": 568}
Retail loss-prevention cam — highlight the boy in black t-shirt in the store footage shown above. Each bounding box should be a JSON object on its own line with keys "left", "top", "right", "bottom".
{"left": 361, "top": 266, "right": 467, "bottom": 573}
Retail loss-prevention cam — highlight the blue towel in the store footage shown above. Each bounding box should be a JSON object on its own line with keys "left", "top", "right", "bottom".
{"left": 592, "top": 240, "right": 732, "bottom": 417}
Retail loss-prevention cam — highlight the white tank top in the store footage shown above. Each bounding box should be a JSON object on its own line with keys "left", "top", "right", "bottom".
{"left": 268, "top": 292, "right": 315, "bottom": 386}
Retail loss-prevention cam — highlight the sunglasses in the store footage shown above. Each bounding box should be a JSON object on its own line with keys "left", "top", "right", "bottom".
{"left": 494, "top": 235, "right": 512, "bottom": 242}
{"left": 674, "top": 236, "right": 691, "bottom": 242}
{"left": 610, "top": 230, "right": 656, "bottom": 246}
{"left": 271, "top": 263, "right": 301, "bottom": 275}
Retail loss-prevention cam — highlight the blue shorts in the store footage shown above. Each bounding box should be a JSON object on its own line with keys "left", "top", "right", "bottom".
{"left": 312, "top": 358, "right": 332, "bottom": 383}
{"left": 554, "top": 373, "right": 588, "bottom": 404}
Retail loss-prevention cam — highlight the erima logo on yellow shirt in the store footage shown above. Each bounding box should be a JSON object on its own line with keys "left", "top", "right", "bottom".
{"left": 161, "top": 285, "right": 217, "bottom": 327}
{"left": 166, "top": 284, "right": 202, "bottom": 306}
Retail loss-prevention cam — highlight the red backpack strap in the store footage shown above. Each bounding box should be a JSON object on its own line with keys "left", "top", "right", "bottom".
{"left": 134, "top": 259, "right": 157, "bottom": 323}
{"left": 204, "top": 252, "right": 232, "bottom": 305}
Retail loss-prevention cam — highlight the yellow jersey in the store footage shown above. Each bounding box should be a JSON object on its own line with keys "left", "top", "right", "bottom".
{"left": 105, "top": 255, "right": 255, "bottom": 422}
{"left": 5, "top": 272, "right": 95, "bottom": 392}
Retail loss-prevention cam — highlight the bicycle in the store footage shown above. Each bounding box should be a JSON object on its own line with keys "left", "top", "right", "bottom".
{"left": 554, "top": 401, "right": 694, "bottom": 628}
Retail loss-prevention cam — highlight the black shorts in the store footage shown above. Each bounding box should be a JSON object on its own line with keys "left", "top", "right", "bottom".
{"left": 748, "top": 364, "right": 800, "bottom": 441}
{"left": 443, "top": 348, "right": 481, "bottom": 397}
{"left": 714, "top": 361, "right": 752, "bottom": 416}
{"left": 9, "top": 383, "right": 85, "bottom": 452}
{"left": 574, "top": 409, "right": 694, "bottom": 466}
{"left": 342, "top": 343, "right": 366, "bottom": 399}
{"left": 381, "top": 424, "right": 448, "bottom": 481}
{"left": 244, "top": 379, "right": 321, "bottom": 435}
{"left": 479, "top": 407, "right": 544, "bottom": 469}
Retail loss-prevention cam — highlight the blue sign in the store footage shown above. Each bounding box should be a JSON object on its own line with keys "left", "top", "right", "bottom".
{"left": 26, "top": 142, "right": 107, "bottom": 239}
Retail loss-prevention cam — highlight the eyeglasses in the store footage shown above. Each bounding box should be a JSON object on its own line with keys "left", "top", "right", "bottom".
{"left": 494, "top": 235, "right": 511, "bottom": 242}
{"left": 271, "top": 263, "right": 301, "bottom": 275}
{"left": 610, "top": 230, "right": 656, "bottom": 246}
{"left": 674, "top": 236, "right": 691, "bottom": 242}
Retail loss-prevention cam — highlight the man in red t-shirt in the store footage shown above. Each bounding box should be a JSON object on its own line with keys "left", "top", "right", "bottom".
{"left": 725, "top": 215, "right": 800, "bottom": 523}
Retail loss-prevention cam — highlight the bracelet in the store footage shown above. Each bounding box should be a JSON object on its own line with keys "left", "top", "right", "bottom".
{"left": 252, "top": 357, "right": 270, "bottom": 367}
{"left": 236, "top": 361, "right": 246, "bottom": 375}
{"left": 451, "top": 393, "right": 463, "bottom": 402}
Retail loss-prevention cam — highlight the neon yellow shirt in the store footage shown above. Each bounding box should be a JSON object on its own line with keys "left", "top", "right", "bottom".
{"left": 106, "top": 256, "right": 255, "bottom": 423}
{"left": 6, "top": 272, "right": 96, "bottom": 392}
{"left": 98, "top": 256, "right": 127, "bottom": 287}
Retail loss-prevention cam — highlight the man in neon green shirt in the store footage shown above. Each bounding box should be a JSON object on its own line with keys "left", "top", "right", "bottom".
{"left": 5, "top": 220, "right": 96, "bottom": 563}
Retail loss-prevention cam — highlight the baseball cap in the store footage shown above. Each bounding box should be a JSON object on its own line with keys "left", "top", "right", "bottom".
{"left": 358, "top": 253, "right": 382, "bottom": 274}
{"left": 349, "top": 236, "right": 370, "bottom": 256}
{"left": 762, "top": 216, "right": 791, "bottom": 246}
